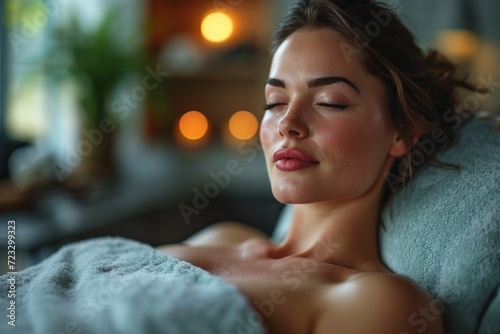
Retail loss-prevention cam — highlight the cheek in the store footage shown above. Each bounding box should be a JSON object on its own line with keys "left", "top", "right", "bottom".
{"left": 315, "top": 120, "right": 364, "bottom": 152}
{"left": 317, "top": 117, "right": 390, "bottom": 170}
{"left": 259, "top": 113, "right": 276, "bottom": 152}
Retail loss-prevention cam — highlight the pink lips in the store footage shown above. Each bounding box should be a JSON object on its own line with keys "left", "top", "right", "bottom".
{"left": 273, "top": 148, "right": 319, "bottom": 171}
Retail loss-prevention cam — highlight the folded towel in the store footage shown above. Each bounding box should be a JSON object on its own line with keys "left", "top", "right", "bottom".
{"left": 379, "top": 119, "right": 500, "bottom": 334}
{"left": 0, "top": 237, "right": 264, "bottom": 334}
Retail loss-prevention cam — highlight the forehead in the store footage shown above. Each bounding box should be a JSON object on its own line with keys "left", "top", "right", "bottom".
{"left": 270, "top": 28, "right": 368, "bottom": 82}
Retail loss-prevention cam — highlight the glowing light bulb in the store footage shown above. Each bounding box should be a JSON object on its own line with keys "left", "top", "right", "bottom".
{"left": 179, "top": 111, "right": 209, "bottom": 140}
{"left": 436, "top": 30, "right": 479, "bottom": 59}
{"left": 228, "top": 111, "right": 259, "bottom": 140}
{"left": 201, "top": 12, "right": 233, "bottom": 43}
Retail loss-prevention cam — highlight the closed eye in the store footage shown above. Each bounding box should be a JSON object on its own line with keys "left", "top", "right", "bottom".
{"left": 317, "top": 103, "right": 348, "bottom": 111}
{"left": 263, "top": 102, "right": 287, "bottom": 111}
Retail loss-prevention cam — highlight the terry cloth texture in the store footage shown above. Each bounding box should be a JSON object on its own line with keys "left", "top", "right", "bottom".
{"left": 379, "top": 119, "right": 500, "bottom": 334}
{"left": 0, "top": 237, "right": 264, "bottom": 334}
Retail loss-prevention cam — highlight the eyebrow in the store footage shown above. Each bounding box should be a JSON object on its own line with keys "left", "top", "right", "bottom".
{"left": 266, "top": 78, "right": 286, "bottom": 88}
{"left": 266, "top": 76, "right": 360, "bottom": 93}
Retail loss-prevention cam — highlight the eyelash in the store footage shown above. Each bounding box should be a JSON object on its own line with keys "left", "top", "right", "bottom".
{"left": 263, "top": 102, "right": 348, "bottom": 111}
{"left": 263, "top": 103, "right": 285, "bottom": 111}
{"left": 317, "top": 103, "right": 348, "bottom": 111}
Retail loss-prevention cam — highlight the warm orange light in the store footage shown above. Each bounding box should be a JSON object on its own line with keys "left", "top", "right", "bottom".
{"left": 436, "top": 30, "right": 479, "bottom": 59}
{"left": 179, "top": 111, "right": 209, "bottom": 140}
{"left": 201, "top": 12, "right": 233, "bottom": 43}
{"left": 228, "top": 111, "right": 259, "bottom": 140}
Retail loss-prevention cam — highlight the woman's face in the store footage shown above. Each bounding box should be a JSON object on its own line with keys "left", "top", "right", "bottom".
{"left": 260, "top": 29, "right": 405, "bottom": 204}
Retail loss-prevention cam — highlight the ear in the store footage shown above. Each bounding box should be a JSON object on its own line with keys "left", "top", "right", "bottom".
{"left": 388, "top": 132, "right": 415, "bottom": 157}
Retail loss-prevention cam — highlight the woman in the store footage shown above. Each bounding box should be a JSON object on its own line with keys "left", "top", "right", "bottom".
{"left": 159, "top": 0, "right": 481, "bottom": 332}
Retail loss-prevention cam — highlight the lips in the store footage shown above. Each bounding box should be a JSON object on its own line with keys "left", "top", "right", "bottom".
{"left": 272, "top": 148, "right": 319, "bottom": 171}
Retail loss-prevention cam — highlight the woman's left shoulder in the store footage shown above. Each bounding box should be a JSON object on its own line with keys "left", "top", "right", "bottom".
{"left": 347, "top": 271, "right": 432, "bottom": 298}
{"left": 314, "top": 272, "right": 444, "bottom": 334}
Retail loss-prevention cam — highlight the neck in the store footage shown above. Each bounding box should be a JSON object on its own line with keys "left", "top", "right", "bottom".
{"left": 275, "top": 158, "right": 393, "bottom": 273}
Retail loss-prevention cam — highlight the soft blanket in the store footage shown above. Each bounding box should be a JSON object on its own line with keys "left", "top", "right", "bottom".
{"left": 0, "top": 237, "right": 264, "bottom": 334}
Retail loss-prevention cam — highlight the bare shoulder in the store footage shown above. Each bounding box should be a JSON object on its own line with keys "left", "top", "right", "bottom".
{"left": 315, "top": 273, "right": 444, "bottom": 334}
{"left": 156, "top": 222, "right": 268, "bottom": 269}
{"left": 181, "top": 221, "right": 268, "bottom": 246}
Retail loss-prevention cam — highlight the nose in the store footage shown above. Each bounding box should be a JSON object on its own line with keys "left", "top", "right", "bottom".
{"left": 278, "top": 104, "right": 309, "bottom": 139}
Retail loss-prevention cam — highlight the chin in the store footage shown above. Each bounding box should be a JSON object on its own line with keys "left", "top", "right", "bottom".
{"left": 272, "top": 190, "right": 319, "bottom": 204}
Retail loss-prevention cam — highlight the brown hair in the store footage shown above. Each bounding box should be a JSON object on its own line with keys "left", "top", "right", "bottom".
{"left": 271, "top": 0, "right": 486, "bottom": 203}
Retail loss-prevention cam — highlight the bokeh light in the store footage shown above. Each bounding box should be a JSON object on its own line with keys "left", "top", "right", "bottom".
{"left": 228, "top": 111, "right": 259, "bottom": 140}
{"left": 179, "top": 111, "right": 209, "bottom": 140}
{"left": 201, "top": 12, "right": 233, "bottom": 43}
{"left": 436, "top": 29, "right": 479, "bottom": 60}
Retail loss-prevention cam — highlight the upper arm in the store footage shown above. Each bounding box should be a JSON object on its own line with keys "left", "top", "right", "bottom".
{"left": 315, "top": 274, "right": 444, "bottom": 334}
{"left": 184, "top": 222, "right": 268, "bottom": 246}
{"left": 156, "top": 222, "right": 267, "bottom": 267}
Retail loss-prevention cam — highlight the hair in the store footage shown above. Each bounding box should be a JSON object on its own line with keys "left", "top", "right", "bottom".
{"left": 271, "top": 0, "right": 487, "bottom": 205}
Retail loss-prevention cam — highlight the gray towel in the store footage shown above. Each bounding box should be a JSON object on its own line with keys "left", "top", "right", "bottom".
{"left": 0, "top": 237, "right": 264, "bottom": 334}
{"left": 380, "top": 119, "right": 500, "bottom": 334}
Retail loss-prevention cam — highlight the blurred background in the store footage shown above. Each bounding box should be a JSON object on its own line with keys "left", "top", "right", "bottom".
{"left": 0, "top": 0, "right": 499, "bottom": 270}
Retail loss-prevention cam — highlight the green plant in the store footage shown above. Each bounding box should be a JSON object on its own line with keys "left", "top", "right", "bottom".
{"left": 45, "top": 7, "right": 143, "bottom": 128}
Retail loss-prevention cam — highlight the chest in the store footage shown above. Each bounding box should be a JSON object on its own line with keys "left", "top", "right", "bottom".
{"left": 226, "top": 276, "right": 321, "bottom": 334}
{"left": 188, "top": 248, "right": 354, "bottom": 334}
